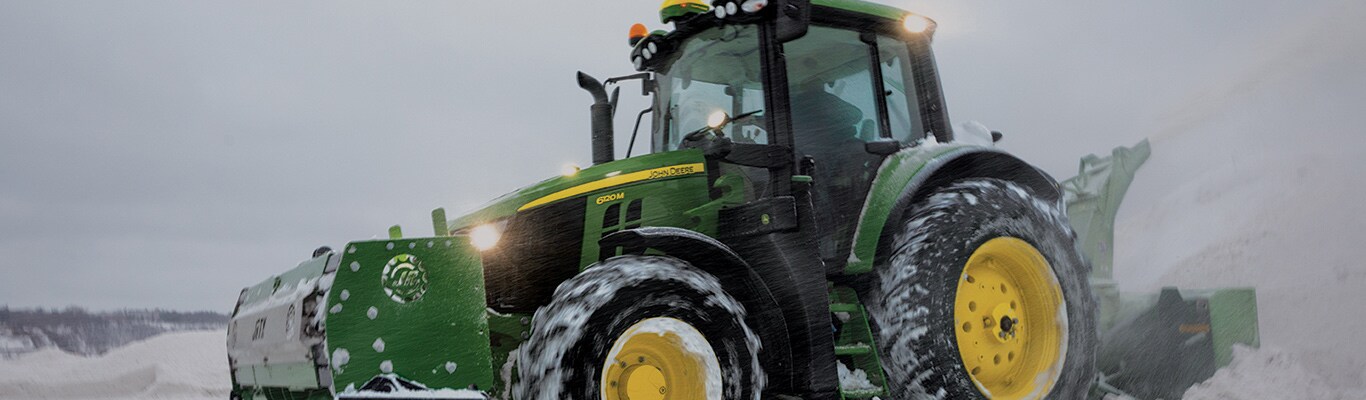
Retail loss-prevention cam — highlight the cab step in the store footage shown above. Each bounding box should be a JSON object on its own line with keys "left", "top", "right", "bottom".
{"left": 829, "top": 287, "right": 890, "bottom": 400}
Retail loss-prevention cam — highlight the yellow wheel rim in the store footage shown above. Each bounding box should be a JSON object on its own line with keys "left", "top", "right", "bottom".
{"left": 954, "top": 237, "right": 1067, "bottom": 399}
{"left": 601, "top": 317, "right": 720, "bottom": 400}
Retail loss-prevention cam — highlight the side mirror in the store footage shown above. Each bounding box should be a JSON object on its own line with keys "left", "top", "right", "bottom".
{"left": 773, "top": 0, "right": 810, "bottom": 43}
{"left": 864, "top": 140, "right": 902, "bottom": 156}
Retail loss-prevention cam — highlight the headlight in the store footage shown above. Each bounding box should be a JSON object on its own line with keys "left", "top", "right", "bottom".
{"left": 561, "top": 163, "right": 581, "bottom": 177}
{"left": 470, "top": 223, "right": 503, "bottom": 251}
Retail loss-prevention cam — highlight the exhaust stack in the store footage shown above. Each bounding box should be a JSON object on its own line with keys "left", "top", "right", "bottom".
{"left": 577, "top": 71, "right": 615, "bottom": 165}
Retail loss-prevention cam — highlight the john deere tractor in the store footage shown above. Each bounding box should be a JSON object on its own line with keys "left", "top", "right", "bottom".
{"left": 226, "top": 1, "right": 1100, "bottom": 399}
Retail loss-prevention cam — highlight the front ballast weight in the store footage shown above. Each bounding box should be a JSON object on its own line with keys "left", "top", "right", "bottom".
{"left": 229, "top": 234, "right": 499, "bottom": 399}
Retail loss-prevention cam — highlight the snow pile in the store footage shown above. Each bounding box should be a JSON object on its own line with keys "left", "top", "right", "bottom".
{"left": 234, "top": 276, "right": 319, "bottom": 319}
{"left": 1183, "top": 346, "right": 1364, "bottom": 400}
{"left": 955, "top": 120, "right": 996, "bottom": 146}
{"left": 341, "top": 388, "right": 487, "bottom": 399}
{"left": 0, "top": 332, "right": 34, "bottom": 353}
{"left": 0, "top": 331, "right": 229, "bottom": 399}
{"left": 836, "top": 361, "right": 880, "bottom": 394}
{"left": 337, "top": 374, "right": 488, "bottom": 399}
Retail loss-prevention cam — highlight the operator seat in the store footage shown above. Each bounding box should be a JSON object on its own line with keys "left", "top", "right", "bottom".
{"left": 789, "top": 85, "right": 877, "bottom": 265}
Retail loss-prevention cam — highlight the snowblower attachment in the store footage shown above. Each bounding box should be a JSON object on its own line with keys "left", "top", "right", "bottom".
{"left": 1062, "top": 139, "right": 1261, "bottom": 399}
{"left": 228, "top": 235, "right": 495, "bottom": 400}
{"left": 228, "top": 253, "right": 336, "bottom": 396}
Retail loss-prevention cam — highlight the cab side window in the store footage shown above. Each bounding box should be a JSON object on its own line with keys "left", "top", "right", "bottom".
{"left": 877, "top": 36, "right": 925, "bottom": 143}
{"left": 784, "top": 26, "right": 883, "bottom": 152}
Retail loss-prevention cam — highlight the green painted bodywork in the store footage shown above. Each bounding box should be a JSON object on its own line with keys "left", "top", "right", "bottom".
{"left": 244, "top": 363, "right": 321, "bottom": 392}
{"left": 326, "top": 237, "right": 494, "bottom": 392}
{"left": 830, "top": 286, "right": 889, "bottom": 399}
{"left": 1208, "top": 288, "right": 1260, "bottom": 366}
{"left": 813, "top": 0, "right": 911, "bottom": 20}
{"left": 654, "top": 0, "right": 912, "bottom": 25}
{"left": 844, "top": 143, "right": 981, "bottom": 275}
{"left": 1106, "top": 287, "right": 1260, "bottom": 368}
{"left": 1061, "top": 139, "right": 1150, "bottom": 284}
{"left": 1062, "top": 139, "right": 1151, "bottom": 332}
{"left": 660, "top": 1, "right": 709, "bottom": 23}
{"left": 485, "top": 311, "right": 531, "bottom": 395}
{"left": 447, "top": 150, "right": 708, "bottom": 232}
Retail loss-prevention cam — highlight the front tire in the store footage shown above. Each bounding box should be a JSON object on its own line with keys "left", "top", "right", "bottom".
{"left": 514, "top": 256, "right": 765, "bottom": 400}
{"left": 867, "top": 178, "right": 1097, "bottom": 399}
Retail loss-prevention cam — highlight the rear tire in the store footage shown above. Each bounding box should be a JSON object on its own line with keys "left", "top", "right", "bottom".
{"left": 513, "top": 255, "right": 765, "bottom": 400}
{"left": 867, "top": 178, "right": 1097, "bottom": 399}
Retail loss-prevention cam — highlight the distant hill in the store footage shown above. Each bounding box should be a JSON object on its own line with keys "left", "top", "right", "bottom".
{"left": 0, "top": 307, "right": 228, "bottom": 357}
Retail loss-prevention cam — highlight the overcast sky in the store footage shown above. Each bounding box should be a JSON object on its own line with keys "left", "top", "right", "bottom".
{"left": 1, "top": 0, "right": 1358, "bottom": 312}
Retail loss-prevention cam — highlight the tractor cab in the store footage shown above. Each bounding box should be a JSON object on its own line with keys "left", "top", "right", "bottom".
{"left": 616, "top": 0, "right": 952, "bottom": 268}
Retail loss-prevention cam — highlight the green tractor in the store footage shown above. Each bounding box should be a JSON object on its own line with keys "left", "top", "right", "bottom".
{"left": 226, "top": 1, "right": 1101, "bottom": 399}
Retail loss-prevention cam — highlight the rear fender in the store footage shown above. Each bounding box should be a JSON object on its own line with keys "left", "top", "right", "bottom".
{"left": 846, "top": 144, "right": 1060, "bottom": 275}
{"left": 599, "top": 227, "right": 796, "bottom": 392}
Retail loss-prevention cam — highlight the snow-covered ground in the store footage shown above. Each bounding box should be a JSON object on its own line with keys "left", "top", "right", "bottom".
{"left": 0, "top": 331, "right": 229, "bottom": 399}
{"left": 1183, "top": 346, "right": 1363, "bottom": 400}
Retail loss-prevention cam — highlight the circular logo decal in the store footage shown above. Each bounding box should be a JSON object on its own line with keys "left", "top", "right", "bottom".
{"left": 381, "top": 254, "right": 429, "bottom": 304}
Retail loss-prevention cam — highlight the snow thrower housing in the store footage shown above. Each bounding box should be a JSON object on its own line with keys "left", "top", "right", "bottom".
{"left": 1062, "top": 140, "right": 1261, "bottom": 399}
{"left": 229, "top": 1, "right": 1117, "bottom": 399}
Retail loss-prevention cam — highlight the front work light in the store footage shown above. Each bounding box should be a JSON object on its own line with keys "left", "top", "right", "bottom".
{"left": 903, "top": 14, "right": 932, "bottom": 34}
{"left": 740, "top": 0, "right": 768, "bottom": 13}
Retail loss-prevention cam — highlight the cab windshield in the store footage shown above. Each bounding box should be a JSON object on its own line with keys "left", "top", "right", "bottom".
{"left": 654, "top": 25, "right": 766, "bottom": 151}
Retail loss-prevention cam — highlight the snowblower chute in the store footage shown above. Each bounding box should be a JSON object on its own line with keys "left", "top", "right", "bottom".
{"left": 1061, "top": 139, "right": 1261, "bottom": 399}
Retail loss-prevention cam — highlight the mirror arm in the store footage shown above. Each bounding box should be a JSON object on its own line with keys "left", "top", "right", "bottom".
{"left": 626, "top": 107, "right": 654, "bottom": 158}
{"left": 605, "top": 72, "right": 651, "bottom": 85}
{"left": 605, "top": 73, "right": 657, "bottom": 96}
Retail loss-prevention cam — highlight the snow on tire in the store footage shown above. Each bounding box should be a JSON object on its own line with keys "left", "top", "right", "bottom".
{"left": 866, "top": 178, "right": 1098, "bottom": 399}
{"left": 513, "top": 255, "right": 764, "bottom": 400}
